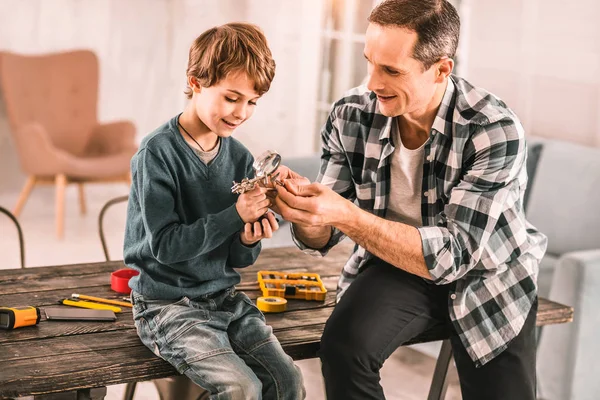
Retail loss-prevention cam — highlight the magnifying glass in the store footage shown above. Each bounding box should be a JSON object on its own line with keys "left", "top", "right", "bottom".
{"left": 254, "top": 150, "right": 281, "bottom": 179}
{"left": 231, "top": 150, "right": 283, "bottom": 194}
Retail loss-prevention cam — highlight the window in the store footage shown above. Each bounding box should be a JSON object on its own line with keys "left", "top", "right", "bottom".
{"left": 314, "top": 0, "right": 463, "bottom": 149}
{"left": 314, "top": 0, "right": 377, "bottom": 146}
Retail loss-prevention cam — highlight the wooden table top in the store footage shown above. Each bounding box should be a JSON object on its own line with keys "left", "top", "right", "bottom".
{"left": 0, "top": 242, "right": 573, "bottom": 398}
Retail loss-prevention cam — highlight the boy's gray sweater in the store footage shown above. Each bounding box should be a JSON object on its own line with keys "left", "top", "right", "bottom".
{"left": 124, "top": 115, "right": 260, "bottom": 300}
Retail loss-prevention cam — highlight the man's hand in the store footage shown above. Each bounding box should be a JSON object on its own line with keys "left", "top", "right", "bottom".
{"left": 240, "top": 211, "right": 280, "bottom": 245}
{"left": 267, "top": 165, "right": 311, "bottom": 215}
{"left": 274, "top": 181, "right": 351, "bottom": 227}
{"left": 273, "top": 165, "right": 311, "bottom": 184}
{"left": 236, "top": 185, "right": 270, "bottom": 224}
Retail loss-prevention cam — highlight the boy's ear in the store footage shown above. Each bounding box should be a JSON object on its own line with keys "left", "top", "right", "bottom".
{"left": 187, "top": 76, "right": 202, "bottom": 94}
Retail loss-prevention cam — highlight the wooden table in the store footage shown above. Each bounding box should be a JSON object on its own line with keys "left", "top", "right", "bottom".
{"left": 0, "top": 243, "right": 574, "bottom": 400}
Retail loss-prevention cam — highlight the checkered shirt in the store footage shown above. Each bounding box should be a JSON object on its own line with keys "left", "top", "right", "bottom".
{"left": 292, "top": 75, "right": 547, "bottom": 366}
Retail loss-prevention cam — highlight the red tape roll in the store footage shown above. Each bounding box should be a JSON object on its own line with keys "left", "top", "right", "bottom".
{"left": 110, "top": 268, "right": 139, "bottom": 294}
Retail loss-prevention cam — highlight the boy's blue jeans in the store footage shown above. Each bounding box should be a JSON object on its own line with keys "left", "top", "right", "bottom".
{"left": 131, "top": 288, "right": 305, "bottom": 400}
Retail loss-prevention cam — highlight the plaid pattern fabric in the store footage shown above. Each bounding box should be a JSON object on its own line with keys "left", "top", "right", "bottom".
{"left": 292, "top": 75, "right": 547, "bottom": 366}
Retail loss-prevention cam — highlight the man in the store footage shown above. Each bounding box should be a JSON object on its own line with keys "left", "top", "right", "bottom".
{"left": 273, "top": 0, "right": 547, "bottom": 399}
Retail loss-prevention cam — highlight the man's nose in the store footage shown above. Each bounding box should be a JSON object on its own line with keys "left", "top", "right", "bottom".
{"left": 366, "top": 71, "right": 384, "bottom": 93}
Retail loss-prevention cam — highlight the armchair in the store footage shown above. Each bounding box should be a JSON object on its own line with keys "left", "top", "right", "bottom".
{"left": 0, "top": 50, "right": 137, "bottom": 238}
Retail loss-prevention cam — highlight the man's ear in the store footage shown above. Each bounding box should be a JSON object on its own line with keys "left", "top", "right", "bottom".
{"left": 187, "top": 76, "right": 202, "bottom": 94}
{"left": 435, "top": 57, "right": 454, "bottom": 82}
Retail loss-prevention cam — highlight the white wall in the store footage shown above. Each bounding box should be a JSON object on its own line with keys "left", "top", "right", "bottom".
{"left": 234, "top": 0, "right": 323, "bottom": 158}
{"left": 461, "top": 0, "right": 600, "bottom": 147}
{"left": 5, "top": 0, "right": 597, "bottom": 194}
{"left": 0, "top": 0, "right": 322, "bottom": 192}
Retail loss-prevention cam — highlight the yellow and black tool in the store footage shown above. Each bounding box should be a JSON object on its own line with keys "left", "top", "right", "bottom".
{"left": 0, "top": 306, "right": 41, "bottom": 329}
{"left": 257, "top": 271, "right": 327, "bottom": 301}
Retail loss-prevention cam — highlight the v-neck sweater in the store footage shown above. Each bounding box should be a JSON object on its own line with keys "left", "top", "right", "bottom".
{"left": 124, "top": 115, "right": 260, "bottom": 300}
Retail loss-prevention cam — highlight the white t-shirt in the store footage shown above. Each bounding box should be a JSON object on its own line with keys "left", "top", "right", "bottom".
{"left": 386, "top": 119, "right": 425, "bottom": 227}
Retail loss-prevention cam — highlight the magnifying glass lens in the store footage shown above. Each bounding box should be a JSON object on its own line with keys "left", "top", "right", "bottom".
{"left": 254, "top": 151, "right": 281, "bottom": 176}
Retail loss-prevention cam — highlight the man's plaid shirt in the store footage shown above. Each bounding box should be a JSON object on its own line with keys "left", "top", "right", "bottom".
{"left": 292, "top": 75, "right": 547, "bottom": 366}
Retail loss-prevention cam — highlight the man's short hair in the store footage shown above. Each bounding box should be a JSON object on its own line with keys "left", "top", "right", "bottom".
{"left": 185, "top": 22, "right": 276, "bottom": 98}
{"left": 368, "top": 0, "right": 460, "bottom": 70}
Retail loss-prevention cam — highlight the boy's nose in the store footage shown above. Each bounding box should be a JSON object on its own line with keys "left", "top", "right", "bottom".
{"left": 233, "top": 104, "right": 247, "bottom": 121}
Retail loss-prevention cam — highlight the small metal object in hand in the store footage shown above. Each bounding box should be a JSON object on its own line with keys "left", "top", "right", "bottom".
{"left": 231, "top": 150, "right": 284, "bottom": 194}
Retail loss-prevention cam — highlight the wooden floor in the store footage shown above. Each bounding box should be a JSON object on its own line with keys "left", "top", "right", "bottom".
{"left": 298, "top": 347, "right": 461, "bottom": 400}
{"left": 0, "top": 184, "right": 461, "bottom": 399}
{"left": 95, "top": 347, "right": 462, "bottom": 400}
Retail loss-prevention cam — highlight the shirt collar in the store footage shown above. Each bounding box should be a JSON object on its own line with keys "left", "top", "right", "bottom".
{"left": 431, "top": 76, "right": 456, "bottom": 137}
{"left": 376, "top": 76, "right": 456, "bottom": 142}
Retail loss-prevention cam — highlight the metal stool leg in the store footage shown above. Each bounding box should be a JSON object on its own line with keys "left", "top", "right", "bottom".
{"left": 427, "top": 339, "right": 453, "bottom": 400}
{"left": 98, "top": 195, "right": 129, "bottom": 261}
{"left": 123, "top": 382, "right": 137, "bottom": 400}
{"left": 153, "top": 375, "right": 210, "bottom": 400}
{"left": 0, "top": 206, "right": 26, "bottom": 268}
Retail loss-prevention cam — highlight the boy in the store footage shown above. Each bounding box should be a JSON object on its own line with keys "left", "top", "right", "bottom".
{"left": 124, "top": 23, "right": 305, "bottom": 399}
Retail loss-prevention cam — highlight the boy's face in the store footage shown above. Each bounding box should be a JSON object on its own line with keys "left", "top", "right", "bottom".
{"left": 192, "top": 71, "right": 261, "bottom": 137}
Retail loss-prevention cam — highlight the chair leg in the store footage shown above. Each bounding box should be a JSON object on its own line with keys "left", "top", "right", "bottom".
{"left": 55, "top": 174, "right": 67, "bottom": 239}
{"left": 153, "top": 375, "right": 209, "bottom": 400}
{"left": 78, "top": 183, "right": 87, "bottom": 215}
{"left": 123, "top": 382, "right": 137, "bottom": 400}
{"left": 13, "top": 176, "right": 36, "bottom": 217}
{"left": 427, "top": 339, "right": 453, "bottom": 400}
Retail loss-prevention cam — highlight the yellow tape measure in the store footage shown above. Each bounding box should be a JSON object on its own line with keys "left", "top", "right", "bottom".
{"left": 0, "top": 306, "right": 40, "bottom": 329}
{"left": 256, "top": 296, "right": 287, "bottom": 313}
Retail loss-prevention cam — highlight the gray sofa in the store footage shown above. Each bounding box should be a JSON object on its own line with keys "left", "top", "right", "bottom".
{"left": 270, "top": 138, "right": 600, "bottom": 400}
{"left": 528, "top": 138, "right": 600, "bottom": 400}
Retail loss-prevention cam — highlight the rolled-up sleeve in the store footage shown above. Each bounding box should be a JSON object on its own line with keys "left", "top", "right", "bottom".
{"left": 418, "top": 118, "right": 527, "bottom": 284}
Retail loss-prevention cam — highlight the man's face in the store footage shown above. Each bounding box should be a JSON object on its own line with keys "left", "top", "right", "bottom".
{"left": 193, "top": 71, "right": 261, "bottom": 137}
{"left": 364, "top": 23, "right": 440, "bottom": 118}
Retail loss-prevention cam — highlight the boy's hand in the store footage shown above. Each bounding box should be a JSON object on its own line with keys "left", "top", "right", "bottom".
{"left": 240, "top": 211, "right": 280, "bottom": 245}
{"left": 236, "top": 185, "right": 271, "bottom": 223}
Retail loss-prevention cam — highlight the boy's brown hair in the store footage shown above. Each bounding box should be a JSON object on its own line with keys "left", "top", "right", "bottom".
{"left": 185, "top": 22, "right": 276, "bottom": 99}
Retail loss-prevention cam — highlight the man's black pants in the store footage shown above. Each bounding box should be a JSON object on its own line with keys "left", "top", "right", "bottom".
{"left": 318, "top": 258, "right": 537, "bottom": 400}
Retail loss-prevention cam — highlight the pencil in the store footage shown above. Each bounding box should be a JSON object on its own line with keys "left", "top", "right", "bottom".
{"left": 61, "top": 298, "right": 121, "bottom": 313}
{"left": 72, "top": 293, "right": 133, "bottom": 308}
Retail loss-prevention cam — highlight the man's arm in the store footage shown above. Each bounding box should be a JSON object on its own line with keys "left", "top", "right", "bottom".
{"left": 336, "top": 203, "right": 430, "bottom": 278}
{"left": 291, "top": 223, "right": 332, "bottom": 250}
{"left": 276, "top": 182, "right": 430, "bottom": 279}
{"left": 277, "top": 119, "right": 528, "bottom": 283}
